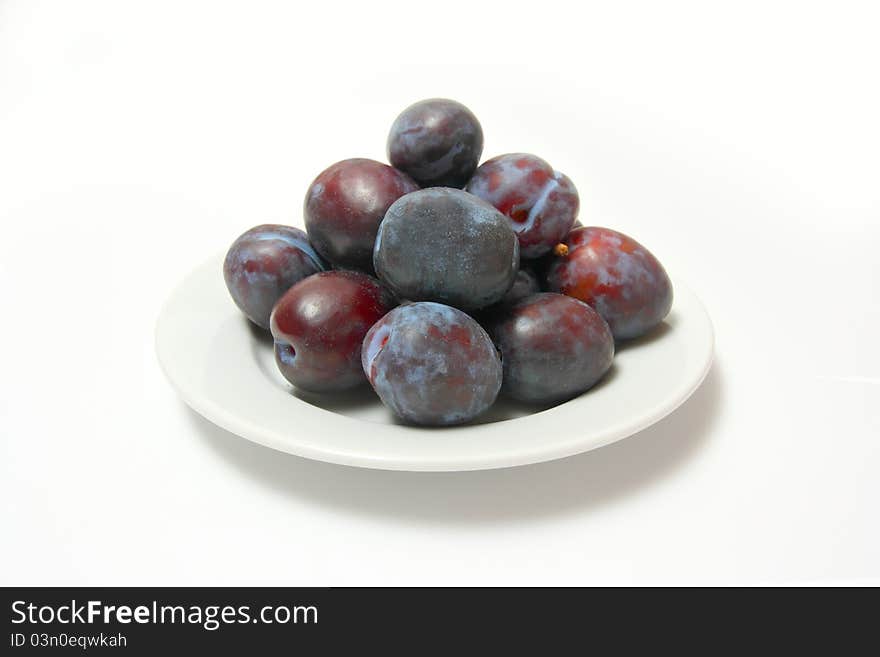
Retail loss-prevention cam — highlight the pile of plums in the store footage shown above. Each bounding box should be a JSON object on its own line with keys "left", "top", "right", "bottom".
{"left": 224, "top": 99, "right": 673, "bottom": 426}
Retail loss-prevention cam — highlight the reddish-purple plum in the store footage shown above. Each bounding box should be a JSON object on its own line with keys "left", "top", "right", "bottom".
{"left": 374, "top": 188, "right": 519, "bottom": 311}
{"left": 270, "top": 271, "right": 395, "bottom": 392}
{"left": 545, "top": 227, "right": 673, "bottom": 340}
{"left": 362, "top": 302, "right": 502, "bottom": 425}
{"left": 387, "top": 99, "right": 483, "bottom": 188}
{"left": 466, "top": 153, "right": 579, "bottom": 259}
{"left": 223, "top": 224, "right": 325, "bottom": 329}
{"left": 488, "top": 293, "right": 614, "bottom": 403}
{"left": 304, "top": 158, "right": 418, "bottom": 272}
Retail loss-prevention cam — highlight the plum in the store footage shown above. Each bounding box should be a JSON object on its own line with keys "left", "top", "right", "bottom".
{"left": 223, "top": 224, "right": 325, "bottom": 329}
{"left": 466, "top": 153, "right": 579, "bottom": 259}
{"left": 473, "top": 265, "right": 541, "bottom": 326}
{"left": 544, "top": 226, "right": 673, "bottom": 340}
{"left": 373, "top": 187, "right": 519, "bottom": 311}
{"left": 488, "top": 293, "right": 614, "bottom": 403}
{"left": 497, "top": 266, "right": 540, "bottom": 307}
{"left": 387, "top": 99, "right": 483, "bottom": 188}
{"left": 270, "top": 271, "right": 395, "bottom": 392}
{"left": 304, "top": 158, "right": 418, "bottom": 272}
{"left": 362, "top": 302, "right": 502, "bottom": 425}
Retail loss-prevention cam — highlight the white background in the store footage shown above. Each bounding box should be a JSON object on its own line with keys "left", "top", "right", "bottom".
{"left": 1, "top": 0, "right": 878, "bottom": 585}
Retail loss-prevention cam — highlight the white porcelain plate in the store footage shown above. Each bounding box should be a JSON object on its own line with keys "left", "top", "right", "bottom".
{"left": 156, "top": 255, "right": 714, "bottom": 471}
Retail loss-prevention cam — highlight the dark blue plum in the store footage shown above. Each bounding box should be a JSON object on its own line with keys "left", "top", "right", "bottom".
{"left": 304, "top": 158, "right": 418, "bottom": 272}
{"left": 488, "top": 293, "right": 614, "bottom": 404}
{"left": 362, "top": 302, "right": 501, "bottom": 426}
{"left": 270, "top": 271, "right": 396, "bottom": 393}
{"left": 544, "top": 226, "right": 673, "bottom": 340}
{"left": 223, "top": 224, "right": 325, "bottom": 329}
{"left": 466, "top": 153, "right": 579, "bottom": 259}
{"left": 387, "top": 99, "right": 483, "bottom": 188}
{"left": 373, "top": 188, "right": 519, "bottom": 311}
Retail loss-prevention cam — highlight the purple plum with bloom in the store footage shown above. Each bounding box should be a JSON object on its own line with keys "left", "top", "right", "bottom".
{"left": 488, "top": 293, "right": 614, "bottom": 404}
{"left": 545, "top": 226, "right": 673, "bottom": 340}
{"left": 387, "top": 99, "right": 483, "bottom": 188}
{"left": 223, "top": 224, "right": 325, "bottom": 329}
{"left": 304, "top": 158, "right": 418, "bottom": 273}
{"left": 466, "top": 153, "right": 579, "bottom": 259}
{"left": 362, "top": 302, "right": 501, "bottom": 425}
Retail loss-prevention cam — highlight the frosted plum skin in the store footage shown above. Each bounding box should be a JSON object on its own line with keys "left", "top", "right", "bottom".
{"left": 488, "top": 293, "right": 614, "bottom": 404}
{"left": 373, "top": 188, "right": 519, "bottom": 311}
{"left": 223, "top": 224, "right": 325, "bottom": 329}
{"left": 304, "top": 158, "right": 418, "bottom": 273}
{"left": 466, "top": 153, "right": 579, "bottom": 259}
{"left": 545, "top": 226, "right": 673, "bottom": 340}
{"left": 387, "top": 99, "right": 483, "bottom": 188}
{"left": 361, "top": 302, "right": 502, "bottom": 426}
{"left": 270, "top": 271, "right": 395, "bottom": 393}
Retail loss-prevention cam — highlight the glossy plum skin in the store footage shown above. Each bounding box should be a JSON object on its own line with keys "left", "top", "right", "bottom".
{"left": 374, "top": 188, "right": 519, "bottom": 311}
{"left": 387, "top": 99, "right": 483, "bottom": 188}
{"left": 466, "top": 153, "right": 579, "bottom": 259}
{"left": 304, "top": 158, "right": 418, "bottom": 273}
{"left": 362, "top": 302, "right": 502, "bottom": 425}
{"left": 545, "top": 227, "right": 673, "bottom": 340}
{"left": 488, "top": 293, "right": 614, "bottom": 404}
{"left": 270, "top": 271, "right": 396, "bottom": 393}
{"left": 223, "top": 224, "right": 325, "bottom": 329}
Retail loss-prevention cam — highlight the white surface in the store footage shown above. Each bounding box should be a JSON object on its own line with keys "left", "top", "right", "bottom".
{"left": 1, "top": 0, "right": 878, "bottom": 585}
{"left": 156, "top": 256, "right": 713, "bottom": 471}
